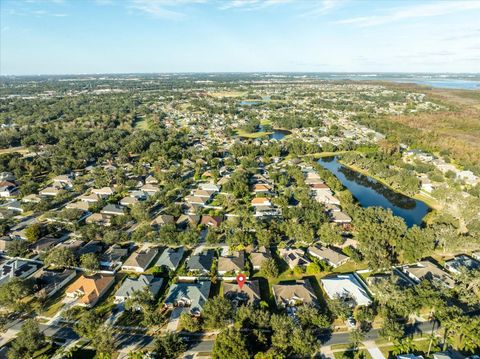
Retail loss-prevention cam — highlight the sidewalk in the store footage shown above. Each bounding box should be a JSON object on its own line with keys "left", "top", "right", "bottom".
{"left": 364, "top": 340, "right": 386, "bottom": 359}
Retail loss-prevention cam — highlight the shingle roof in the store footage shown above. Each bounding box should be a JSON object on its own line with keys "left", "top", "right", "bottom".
{"left": 187, "top": 250, "right": 214, "bottom": 272}
{"left": 155, "top": 247, "right": 185, "bottom": 270}
{"left": 115, "top": 275, "right": 163, "bottom": 299}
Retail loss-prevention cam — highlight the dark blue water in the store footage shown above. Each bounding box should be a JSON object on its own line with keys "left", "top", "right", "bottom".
{"left": 318, "top": 157, "right": 430, "bottom": 227}
{"left": 268, "top": 129, "right": 291, "bottom": 140}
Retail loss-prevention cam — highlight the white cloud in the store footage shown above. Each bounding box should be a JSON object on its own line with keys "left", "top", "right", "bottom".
{"left": 219, "top": 0, "right": 292, "bottom": 11}
{"left": 129, "top": 0, "right": 206, "bottom": 20}
{"left": 336, "top": 1, "right": 480, "bottom": 27}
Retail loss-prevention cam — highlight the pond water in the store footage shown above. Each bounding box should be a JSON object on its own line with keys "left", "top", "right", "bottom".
{"left": 317, "top": 157, "right": 430, "bottom": 227}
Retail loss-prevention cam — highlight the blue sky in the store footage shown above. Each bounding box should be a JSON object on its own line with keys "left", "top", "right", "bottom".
{"left": 1, "top": 0, "right": 479, "bottom": 75}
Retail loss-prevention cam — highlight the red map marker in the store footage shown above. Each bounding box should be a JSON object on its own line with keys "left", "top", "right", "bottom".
{"left": 236, "top": 273, "right": 246, "bottom": 290}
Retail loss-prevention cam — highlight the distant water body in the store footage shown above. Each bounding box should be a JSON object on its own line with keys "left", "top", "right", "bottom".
{"left": 304, "top": 73, "right": 480, "bottom": 90}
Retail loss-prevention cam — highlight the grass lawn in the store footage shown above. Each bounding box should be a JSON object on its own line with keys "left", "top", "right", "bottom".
{"left": 236, "top": 129, "right": 272, "bottom": 138}
{"left": 32, "top": 343, "right": 59, "bottom": 358}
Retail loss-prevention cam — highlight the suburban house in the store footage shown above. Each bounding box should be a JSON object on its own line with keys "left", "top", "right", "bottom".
{"left": 250, "top": 246, "right": 272, "bottom": 270}
{"left": 200, "top": 215, "right": 223, "bottom": 228}
{"left": 52, "top": 174, "right": 74, "bottom": 189}
{"left": 251, "top": 197, "right": 272, "bottom": 207}
{"left": 217, "top": 251, "right": 246, "bottom": 275}
{"left": 279, "top": 247, "right": 311, "bottom": 269}
{"left": 223, "top": 279, "right": 261, "bottom": 306}
{"left": 100, "top": 204, "right": 125, "bottom": 216}
{"left": 31, "top": 234, "right": 66, "bottom": 254}
{"left": 307, "top": 244, "right": 349, "bottom": 268}
{"left": 154, "top": 247, "right": 185, "bottom": 271}
{"left": 272, "top": 280, "right": 318, "bottom": 308}
{"left": 120, "top": 196, "right": 138, "bottom": 207}
{"left": 79, "top": 192, "right": 101, "bottom": 203}
{"left": 65, "top": 274, "right": 115, "bottom": 307}
{"left": 185, "top": 196, "right": 208, "bottom": 206}
{"left": 121, "top": 248, "right": 158, "bottom": 273}
{"left": 77, "top": 240, "right": 103, "bottom": 257}
{"left": 321, "top": 273, "right": 372, "bottom": 307}
{"left": 91, "top": 187, "right": 114, "bottom": 199}
{"left": 33, "top": 268, "right": 76, "bottom": 298}
{"left": 329, "top": 211, "right": 352, "bottom": 224}
{"left": 186, "top": 250, "right": 214, "bottom": 275}
{"left": 444, "top": 255, "right": 479, "bottom": 274}
{"left": 39, "top": 187, "right": 61, "bottom": 197}
{"left": 85, "top": 213, "right": 111, "bottom": 226}
{"left": 164, "top": 280, "right": 211, "bottom": 316}
{"left": 315, "top": 192, "right": 341, "bottom": 205}
{"left": 141, "top": 183, "right": 160, "bottom": 195}
{"left": 0, "top": 182, "right": 17, "bottom": 198}
{"left": 401, "top": 260, "right": 455, "bottom": 288}
{"left": 99, "top": 244, "right": 129, "bottom": 270}
{"left": 151, "top": 214, "right": 175, "bottom": 228}
{"left": 176, "top": 214, "right": 200, "bottom": 228}
{"left": 114, "top": 275, "right": 163, "bottom": 305}
{"left": 0, "top": 259, "right": 42, "bottom": 285}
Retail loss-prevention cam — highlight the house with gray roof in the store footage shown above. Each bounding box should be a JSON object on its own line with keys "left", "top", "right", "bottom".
{"left": 100, "top": 204, "right": 125, "bottom": 216}
{"left": 33, "top": 268, "right": 76, "bottom": 298}
{"left": 0, "top": 259, "right": 42, "bottom": 285}
{"left": 122, "top": 248, "right": 158, "bottom": 273}
{"left": 250, "top": 246, "right": 272, "bottom": 270}
{"left": 99, "top": 244, "right": 129, "bottom": 270}
{"left": 164, "top": 280, "right": 211, "bottom": 316}
{"left": 155, "top": 247, "right": 185, "bottom": 271}
{"left": 186, "top": 250, "right": 214, "bottom": 274}
{"left": 114, "top": 275, "right": 163, "bottom": 304}
{"left": 444, "top": 254, "right": 479, "bottom": 275}
{"left": 307, "top": 244, "right": 349, "bottom": 268}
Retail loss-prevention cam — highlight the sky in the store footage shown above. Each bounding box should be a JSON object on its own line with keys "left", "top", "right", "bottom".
{"left": 1, "top": 0, "right": 479, "bottom": 75}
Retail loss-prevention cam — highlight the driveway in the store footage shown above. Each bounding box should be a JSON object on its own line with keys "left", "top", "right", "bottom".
{"left": 166, "top": 307, "right": 184, "bottom": 332}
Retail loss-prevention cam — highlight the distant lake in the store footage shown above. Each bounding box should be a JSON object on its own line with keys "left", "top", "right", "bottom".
{"left": 317, "top": 157, "right": 430, "bottom": 227}
{"left": 308, "top": 73, "right": 480, "bottom": 90}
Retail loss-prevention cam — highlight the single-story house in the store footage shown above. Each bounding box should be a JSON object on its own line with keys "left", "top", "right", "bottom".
{"left": 151, "top": 214, "right": 175, "bottom": 228}
{"left": 39, "top": 187, "right": 61, "bottom": 197}
{"left": 65, "top": 274, "right": 115, "bottom": 307}
{"left": 401, "top": 260, "right": 455, "bottom": 288}
{"left": 218, "top": 251, "right": 245, "bottom": 275}
{"left": 200, "top": 215, "right": 223, "bottom": 228}
{"left": 321, "top": 273, "right": 372, "bottom": 306}
{"left": 272, "top": 280, "right": 318, "bottom": 308}
{"left": 154, "top": 247, "right": 185, "bottom": 271}
{"left": 164, "top": 280, "right": 211, "bottom": 316}
{"left": 250, "top": 246, "right": 272, "bottom": 270}
{"left": 122, "top": 248, "right": 158, "bottom": 273}
{"left": 186, "top": 250, "right": 214, "bottom": 274}
{"left": 307, "top": 245, "right": 349, "bottom": 268}
{"left": 0, "top": 259, "right": 42, "bottom": 285}
{"left": 91, "top": 187, "right": 114, "bottom": 199}
{"left": 279, "top": 247, "right": 311, "bottom": 269}
{"left": 114, "top": 274, "right": 163, "bottom": 304}
{"left": 100, "top": 204, "right": 125, "bottom": 216}
{"left": 176, "top": 214, "right": 200, "bottom": 227}
{"left": 223, "top": 279, "right": 261, "bottom": 306}
{"left": 251, "top": 197, "right": 272, "bottom": 207}
{"left": 33, "top": 268, "right": 76, "bottom": 298}
{"left": 99, "top": 244, "right": 129, "bottom": 269}
{"left": 330, "top": 211, "right": 352, "bottom": 224}
{"left": 444, "top": 255, "right": 479, "bottom": 274}
{"left": 85, "top": 213, "right": 111, "bottom": 226}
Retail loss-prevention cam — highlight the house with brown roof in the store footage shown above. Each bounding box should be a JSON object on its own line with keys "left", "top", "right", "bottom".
{"left": 223, "top": 280, "right": 261, "bottom": 306}
{"left": 218, "top": 251, "right": 246, "bottom": 275}
{"left": 252, "top": 183, "right": 271, "bottom": 194}
{"left": 122, "top": 248, "right": 158, "bottom": 273}
{"left": 272, "top": 280, "right": 317, "bottom": 308}
{"left": 201, "top": 215, "right": 223, "bottom": 228}
{"left": 176, "top": 214, "right": 200, "bottom": 228}
{"left": 91, "top": 187, "right": 114, "bottom": 199}
{"left": 85, "top": 213, "right": 111, "bottom": 226}
{"left": 65, "top": 274, "right": 115, "bottom": 307}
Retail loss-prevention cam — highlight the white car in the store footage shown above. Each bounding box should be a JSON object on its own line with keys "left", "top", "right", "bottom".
{"left": 346, "top": 316, "right": 356, "bottom": 329}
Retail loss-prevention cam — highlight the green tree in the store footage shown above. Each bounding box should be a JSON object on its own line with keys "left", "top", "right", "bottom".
{"left": 74, "top": 310, "right": 101, "bottom": 339}
{"left": 296, "top": 305, "right": 330, "bottom": 330}
{"left": 80, "top": 253, "right": 99, "bottom": 271}
{"left": 212, "top": 328, "right": 250, "bottom": 359}
{"left": 179, "top": 312, "right": 201, "bottom": 332}
{"left": 380, "top": 317, "right": 404, "bottom": 342}
{"left": 0, "top": 277, "right": 34, "bottom": 312}
{"left": 154, "top": 333, "right": 187, "bottom": 359}
{"left": 318, "top": 223, "right": 343, "bottom": 245}
{"left": 44, "top": 246, "right": 76, "bottom": 268}
{"left": 259, "top": 258, "right": 279, "bottom": 278}
{"left": 25, "top": 223, "right": 43, "bottom": 242}
{"left": 202, "top": 297, "right": 233, "bottom": 329}
{"left": 92, "top": 326, "right": 116, "bottom": 358}
{"left": 7, "top": 319, "right": 45, "bottom": 359}
{"left": 6, "top": 240, "right": 29, "bottom": 257}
